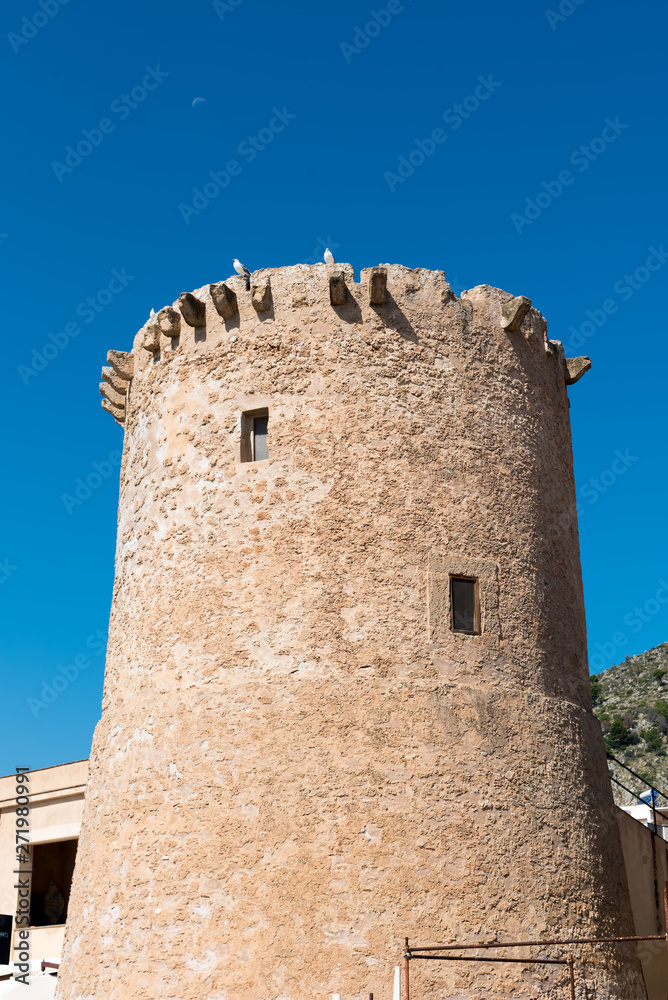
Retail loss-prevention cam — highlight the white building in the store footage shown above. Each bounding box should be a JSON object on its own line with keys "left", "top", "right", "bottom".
{"left": 620, "top": 795, "right": 668, "bottom": 840}
{"left": 0, "top": 761, "right": 88, "bottom": 995}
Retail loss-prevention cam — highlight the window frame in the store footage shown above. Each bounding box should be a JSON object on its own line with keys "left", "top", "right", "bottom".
{"left": 250, "top": 413, "right": 268, "bottom": 462}
{"left": 427, "top": 552, "right": 499, "bottom": 648}
{"left": 449, "top": 575, "right": 480, "bottom": 635}
{"left": 240, "top": 408, "right": 269, "bottom": 463}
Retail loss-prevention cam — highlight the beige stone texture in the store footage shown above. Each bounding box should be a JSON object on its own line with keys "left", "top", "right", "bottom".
{"left": 60, "top": 264, "right": 644, "bottom": 998}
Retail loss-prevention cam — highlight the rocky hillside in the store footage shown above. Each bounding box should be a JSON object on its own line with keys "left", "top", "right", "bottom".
{"left": 592, "top": 641, "right": 668, "bottom": 805}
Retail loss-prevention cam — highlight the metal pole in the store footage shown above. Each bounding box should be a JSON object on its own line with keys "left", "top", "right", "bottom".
{"left": 568, "top": 954, "right": 575, "bottom": 1000}
{"left": 408, "top": 955, "right": 568, "bottom": 965}
{"left": 410, "top": 933, "right": 666, "bottom": 951}
{"left": 404, "top": 938, "right": 410, "bottom": 1000}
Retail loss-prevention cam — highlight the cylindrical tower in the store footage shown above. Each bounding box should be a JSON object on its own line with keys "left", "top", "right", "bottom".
{"left": 57, "top": 264, "right": 645, "bottom": 999}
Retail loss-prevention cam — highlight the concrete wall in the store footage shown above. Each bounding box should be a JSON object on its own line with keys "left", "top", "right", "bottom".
{"left": 617, "top": 806, "right": 668, "bottom": 1000}
{"left": 0, "top": 761, "right": 88, "bottom": 978}
{"left": 58, "top": 264, "right": 646, "bottom": 999}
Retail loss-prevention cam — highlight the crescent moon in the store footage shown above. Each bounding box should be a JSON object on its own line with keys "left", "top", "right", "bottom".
{"left": 192, "top": 97, "right": 206, "bottom": 108}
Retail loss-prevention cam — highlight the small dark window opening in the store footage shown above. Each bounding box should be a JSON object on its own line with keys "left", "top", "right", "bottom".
{"left": 451, "top": 577, "right": 479, "bottom": 634}
{"left": 252, "top": 414, "right": 269, "bottom": 461}
{"left": 29, "top": 839, "right": 78, "bottom": 927}
{"left": 241, "top": 409, "right": 269, "bottom": 463}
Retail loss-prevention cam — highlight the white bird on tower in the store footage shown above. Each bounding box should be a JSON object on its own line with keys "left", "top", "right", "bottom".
{"left": 324, "top": 248, "right": 335, "bottom": 264}
{"left": 233, "top": 259, "right": 251, "bottom": 278}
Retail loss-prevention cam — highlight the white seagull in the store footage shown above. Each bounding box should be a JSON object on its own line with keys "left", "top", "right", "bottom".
{"left": 324, "top": 248, "right": 335, "bottom": 264}
{"left": 233, "top": 259, "right": 251, "bottom": 278}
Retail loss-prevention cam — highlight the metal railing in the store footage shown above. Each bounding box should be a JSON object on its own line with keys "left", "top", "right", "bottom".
{"left": 404, "top": 883, "right": 668, "bottom": 1000}
{"left": 606, "top": 751, "right": 668, "bottom": 836}
{"left": 400, "top": 756, "right": 668, "bottom": 999}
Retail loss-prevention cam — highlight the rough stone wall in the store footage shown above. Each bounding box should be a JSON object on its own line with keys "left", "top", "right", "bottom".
{"left": 58, "top": 265, "right": 645, "bottom": 999}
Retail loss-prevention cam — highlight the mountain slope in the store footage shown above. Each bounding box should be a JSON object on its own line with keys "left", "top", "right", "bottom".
{"left": 592, "top": 641, "right": 668, "bottom": 805}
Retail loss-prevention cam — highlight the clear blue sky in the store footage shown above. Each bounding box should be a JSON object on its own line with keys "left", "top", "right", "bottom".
{"left": 1, "top": 0, "right": 666, "bottom": 773}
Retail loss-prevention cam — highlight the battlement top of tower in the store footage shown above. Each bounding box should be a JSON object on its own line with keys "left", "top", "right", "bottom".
{"left": 99, "top": 263, "right": 591, "bottom": 425}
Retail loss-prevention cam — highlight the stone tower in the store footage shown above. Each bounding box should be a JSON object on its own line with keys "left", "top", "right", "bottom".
{"left": 57, "top": 264, "right": 645, "bottom": 1000}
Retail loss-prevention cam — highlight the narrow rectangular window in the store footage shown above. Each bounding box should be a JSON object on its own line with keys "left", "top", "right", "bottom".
{"left": 241, "top": 409, "right": 269, "bottom": 463}
{"left": 450, "top": 577, "right": 479, "bottom": 634}
{"left": 251, "top": 413, "right": 268, "bottom": 461}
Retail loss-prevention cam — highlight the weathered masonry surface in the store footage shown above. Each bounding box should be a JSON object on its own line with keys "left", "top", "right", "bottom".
{"left": 59, "top": 264, "right": 644, "bottom": 999}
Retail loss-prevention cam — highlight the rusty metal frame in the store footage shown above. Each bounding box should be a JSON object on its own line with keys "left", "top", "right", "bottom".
{"left": 403, "top": 883, "right": 668, "bottom": 999}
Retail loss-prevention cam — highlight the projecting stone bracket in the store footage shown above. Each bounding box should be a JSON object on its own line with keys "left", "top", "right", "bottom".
{"left": 329, "top": 271, "right": 347, "bottom": 306}
{"left": 158, "top": 307, "right": 181, "bottom": 338}
{"left": 251, "top": 278, "right": 272, "bottom": 313}
{"left": 99, "top": 381, "right": 125, "bottom": 409}
{"left": 500, "top": 295, "right": 532, "bottom": 332}
{"left": 101, "top": 398, "right": 125, "bottom": 425}
{"left": 102, "top": 366, "right": 129, "bottom": 395}
{"left": 100, "top": 387, "right": 125, "bottom": 426}
{"left": 179, "top": 292, "right": 206, "bottom": 327}
{"left": 101, "top": 350, "right": 133, "bottom": 425}
{"left": 368, "top": 267, "right": 387, "bottom": 306}
{"left": 565, "top": 356, "right": 592, "bottom": 385}
{"left": 142, "top": 320, "right": 161, "bottom": 354}
{"left": 210, "top": 281, "right": 238, "bottom": 321}
{"left": 107, "top": 350, "right": 134, "bottom": 380}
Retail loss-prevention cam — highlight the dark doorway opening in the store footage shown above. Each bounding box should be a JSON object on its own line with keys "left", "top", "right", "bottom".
{"left": 30, "top": 840, "right": 78, "bottom": 927}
